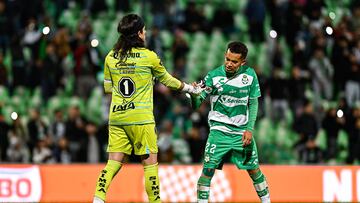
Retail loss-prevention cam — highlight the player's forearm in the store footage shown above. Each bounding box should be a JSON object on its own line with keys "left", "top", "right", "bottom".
{"left": 246, "top": 98, "right": 258, "bottom": 132}
{"left": 158, "top": 72, "right": 182, "bottom": 90}
{"left": 104, "top": 80, "right": 113, "bottom": 94}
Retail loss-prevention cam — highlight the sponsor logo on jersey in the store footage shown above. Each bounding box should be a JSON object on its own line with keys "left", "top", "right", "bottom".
{"left": 219, "top": 97, "right": 248, "bottom": 105}
{"left": 112, "top": 102, "right": 135, "bottom": 112}
{"left": 127, "top": 53, "right": 141, "bottom": 58}
{"left": 116, "top": 62, "right": 136, "bottom": 67}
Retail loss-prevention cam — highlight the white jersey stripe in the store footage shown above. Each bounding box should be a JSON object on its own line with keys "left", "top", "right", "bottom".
{"left": 208, "top": 110, "right": 248, "bottom": 126}
{"left": 210, "top": 125, "right": 245, "bottom": 134}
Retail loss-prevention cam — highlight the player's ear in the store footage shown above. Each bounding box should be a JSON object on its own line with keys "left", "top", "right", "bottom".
{"left": 241, "top": 60, "right": 246, "bottom": 66}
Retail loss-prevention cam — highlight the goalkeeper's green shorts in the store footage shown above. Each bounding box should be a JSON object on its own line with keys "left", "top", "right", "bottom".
{"left": 202, "top": 129, "right": 259, "bottom": 170}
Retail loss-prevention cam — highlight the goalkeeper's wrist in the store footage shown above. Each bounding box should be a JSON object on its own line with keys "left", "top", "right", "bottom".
{"left": 181, "top": 82, "right": 194, "bottom": 93}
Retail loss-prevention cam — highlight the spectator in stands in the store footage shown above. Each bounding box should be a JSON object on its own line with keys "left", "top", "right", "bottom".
{"left": 32, "top": 139, "right": 54, "bottom": 163}
{"left": 349, "top": 3, "right": 360, "bottom": 32}
{"left": 10, "top": 34, "right": 26, "bottom": 89}
{"left": 0, "top": 0, "right": 11, "bottom": 54}
{"left": 267, "top": 68, "right": 289, "bottom": 123}
{"left": 172, "top": 29, "right": 189, "bottom": 64}
{"left": 157, "top": 119, "right": 174, "bottom": 163}
{"left": 27, "top": 108, "right": 49, "bottom": 156}
{"left": 345, "top": 44, "right": 360, "bottom": 107}
{"left": 298, "top": 138, "right": 324, "bottom": 164}
{"left": 181, "top": 1, "right": 208, "bottom": 33}
{"left": 148, "top": 0, "right": 168, "bottom": 29}
{"left": 147, "top": 26, "right": 164, "bottom": 59}
{"left": 345, "top": 105, "right": 360, "bottom": 164}
{"left": 267, "top": 0, "right": 288, "bottom": 37}
{"left": 53, "top": 137, "right": 71, "bottom": 163}
{"left": 309, "top": 48, "right": 334, "bottom": 109}
{"left": 212, "top": 4, "right": 235, "bottom": 37}
{"left": 187, "top": 102, "right": 208, "bottom": 163}
{"left": 7, "top": 117, "right": 30, "bottom": 163}
{"left": 72, "top": 17, "right": 99, "bottom": 99}
{"left": 65, "top": 105, "right": 87, "bottom": 162}
{"left": 80, "top": 122, "right": 101, "bottom": 163}
{"left": 173, "top": 57, "right": 187, "bottom": 78}
{"left": 270, "top": 41, "right": 285, "bottom": 70}
{"left": 285, "top": 1, "right": 304, "bottom": 48}
{"left": 322, "top": 106, "right": 345, "bottom": 160}
{"left": 7, "top": 134, "right": 29, "bottom": 163}
{"left": 0, "top": 110, "right": 9, "bottom": 161}
{"left": 331, "top": 36, "right": 352, "bottom": 97}
{"left": 0, "top": 53, "right": 8, "bottom": 87}
{"left": 305, "top": 0, "right": 325, "bottom": 22}
{"left": 245, "top": 0, "right": 266, "bottom": 43}
{"left": 291, "top": 42, "right": 307, "bottom": 70}
{"left": 288, "top": 66, "right": 310, "bottom": 118}
{"left": 41, "top": 43, "right": 61, "bottom": 103}
{"left": 52, "top": 27, "right": 72, "bottom": 91}
{"left": 49, "top": 109, "right": 66, "bottom": 145}
{"left": 293, "top": 100, "right": 319, "bottom": 150}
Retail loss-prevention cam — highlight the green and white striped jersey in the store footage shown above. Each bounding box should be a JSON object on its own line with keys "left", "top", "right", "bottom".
{"left": 199, "top": 65, "right": 261, "bottom": 134}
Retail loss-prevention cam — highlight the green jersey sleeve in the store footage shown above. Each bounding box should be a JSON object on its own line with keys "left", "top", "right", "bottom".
{"left": 249, "top": 71, "right": 261, "bottom": 98}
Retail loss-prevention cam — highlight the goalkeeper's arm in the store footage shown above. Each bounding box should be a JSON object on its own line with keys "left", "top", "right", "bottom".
{"left": 104, "top": 79, "right": 112, "bottom": 94}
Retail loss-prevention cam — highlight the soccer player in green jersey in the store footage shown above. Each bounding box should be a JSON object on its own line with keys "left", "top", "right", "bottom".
{"left": 92, "top": 14, "right": 202, "bottom": 203}
{"left": 191, "top": 41, "right": 270, "bottom": 203}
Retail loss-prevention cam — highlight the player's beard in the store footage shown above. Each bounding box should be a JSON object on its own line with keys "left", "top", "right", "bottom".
{"left": 225, "top": 65, "right": 234, "bottom": 73}
{"left": 225, "top": 65, "right": 239, "bottom": 77}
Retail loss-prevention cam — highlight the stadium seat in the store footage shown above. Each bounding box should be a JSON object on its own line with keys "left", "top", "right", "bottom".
{"left": 0, "top": 85, "right": 9, "bottom": 104}
{"left": 315, "top": 129, "right": 327, "bottom": 150}
{"left": 160, "top": 30, "right": 173, "bottom": 49}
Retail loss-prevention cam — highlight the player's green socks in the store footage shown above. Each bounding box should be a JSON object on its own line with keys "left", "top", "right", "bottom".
{"left": 94, "top": 160, "right": 122, "bottom": 201}
{"left": 144, "top": 163, "right": 161, "bottom": 203}
{"left": 197, "top": 176, "right": 211, "bottom": 202}
{"left": 249, "top": 170, "right": 270, "bottom": 198}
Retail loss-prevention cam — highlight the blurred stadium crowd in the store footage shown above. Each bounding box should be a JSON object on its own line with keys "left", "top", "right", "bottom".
{"left": 0, "top": 0, "right": 359, "bottom": 165}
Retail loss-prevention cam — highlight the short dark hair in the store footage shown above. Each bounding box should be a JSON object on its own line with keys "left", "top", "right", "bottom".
{"left": 227, "top": 41, "right": 248, "bottom": 59}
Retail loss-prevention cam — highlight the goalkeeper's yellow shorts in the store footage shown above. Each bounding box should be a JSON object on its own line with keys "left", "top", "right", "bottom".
{"left": 107, "top": 124, "right": 158, "bottom": 155}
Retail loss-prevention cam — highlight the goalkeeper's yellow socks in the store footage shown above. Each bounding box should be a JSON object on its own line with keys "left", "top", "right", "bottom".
{"left": 94, "top": 160, "right": 122, "bottom": 201}
{"left": 249, "top": 169, "right": 270, "bottom": 202}
{"left": 144, "top": 163, "right": 161, "bottom": 203}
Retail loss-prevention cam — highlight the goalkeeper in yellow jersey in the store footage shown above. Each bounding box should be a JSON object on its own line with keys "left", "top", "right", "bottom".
{"left": 93, "top": 14, "right": 202, "bottom": 203}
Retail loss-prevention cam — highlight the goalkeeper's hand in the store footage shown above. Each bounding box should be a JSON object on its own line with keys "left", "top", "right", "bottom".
{"left": 181, "top": 81, "right": 204, "bottom": 95}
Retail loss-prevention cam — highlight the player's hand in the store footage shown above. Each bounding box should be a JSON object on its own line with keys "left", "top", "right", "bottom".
{"left": 242, "top": 130, "right": 253, "bottom": 147}
{"left": 181, "top": 82, "right": 204, "bottom": 95}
